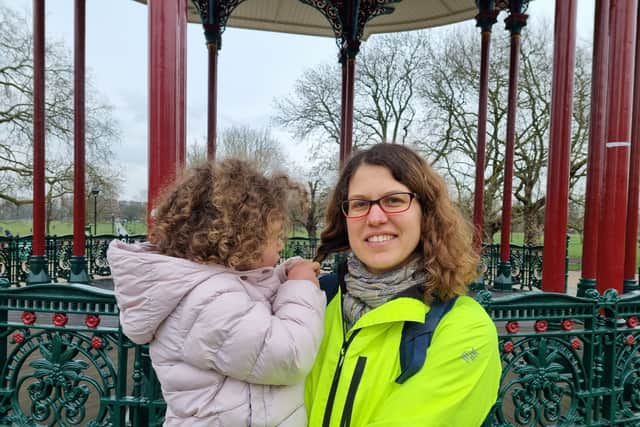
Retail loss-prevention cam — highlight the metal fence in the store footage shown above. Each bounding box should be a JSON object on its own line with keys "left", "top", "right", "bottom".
{"left": 1, "top": 235, "right": 558, "bottom": 289}
{"left": 481, "top": 242, "right": 546, "bottom": 291}
{"left": 0, "top": 235, "right": 148, "bottom": 286}
{"left": 2, "top": 283, "right": 640, "bottom": 425}
{"left": 478, "top": 288, "right": 640, "bottom": 426}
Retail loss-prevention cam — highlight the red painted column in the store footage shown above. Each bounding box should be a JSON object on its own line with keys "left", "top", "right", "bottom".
{"left": 339, "top": 43, "right": 358, "bottom": 170}
{"left": 147, "top": 0, "right": 187, "bottom": 225}
{"left": 207, "top": 43, "right": 218, "bottom": 161}
{"left": 624, "top": 4, "right": 640, "bottom": 292}
{"left": 342, "top": 56, "right": 356, "bottom": 167}
{"left": 27, "top": 0, "right": 49, "bottom": 284}
{"left": 541, "top": 0, "right": 577, "bottom": 293}
{"left": 493, "top": 5, "right": 527, "bottom": 291}
{"left": 473, "top": 4, "right": 498, "bottom": 252}
{"left": 69, "top": 0, "right": 90, "bottom": 283}
{"left": 596, "top": 0, "right": 638, "bottom": 295}
{"left": 177, "top": 7, "right": 187, "bottom": 171}
{"left": 577, "top": 0, "right": 610, "bottom": 297}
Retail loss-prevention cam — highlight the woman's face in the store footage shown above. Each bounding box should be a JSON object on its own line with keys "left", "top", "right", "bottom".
{"left": 345, "top": 164, "right": 422, "bottom": 274}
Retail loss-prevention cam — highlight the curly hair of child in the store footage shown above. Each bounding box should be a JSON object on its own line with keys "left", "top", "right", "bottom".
{"left": 149, "top": 158, "right": 307, "bottom": 270}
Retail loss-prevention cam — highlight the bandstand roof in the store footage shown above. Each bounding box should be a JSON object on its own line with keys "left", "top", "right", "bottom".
{"left": 134, "top": 0, "right": 479, "bottom": 39}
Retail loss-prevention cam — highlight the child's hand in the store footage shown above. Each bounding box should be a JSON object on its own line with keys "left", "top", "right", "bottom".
{"left": 288, "top": 260, "right": 321, "bottom": 287}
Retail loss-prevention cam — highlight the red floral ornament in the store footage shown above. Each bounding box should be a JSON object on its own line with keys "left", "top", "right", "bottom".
{"left": 627, "top": 335, "right": 635, "bottom": 346}
{"left": 91, "top": 336, "right": 104, "bottom": 350}
{"left": 52, "top": 313, "right": 68, "bottom": 327}
{"left": 12, "top": 332, "right": 24, "bottom": 344}
{"left": 21, "top": 311, "right": 36, "bottom": 325}
{"left": 561, "top": 319, "right": 574, "bottom": 331}
{"left": 506, "top": 321, "right": 520, "bottom": 334}
{"left": 627, "top": 317, "right": 639, "bottom": 328}
{"left": 570, "top": 338, "right": 581, "bottom": 350}
{"left": 534, "top": 320, "right": 548, "bottom": 333}
{"left": 85, "top": 315, "right": 100, "bottom": 329}
{"left": 503, "top": 341, "right": 514, "bottom": 353}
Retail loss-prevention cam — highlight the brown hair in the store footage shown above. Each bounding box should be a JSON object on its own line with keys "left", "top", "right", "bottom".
{"left": 149, "top": 158, "right": 304, "bottom": 270}
{"left": 316, "top": 144, "right": 479, "bottom": 301}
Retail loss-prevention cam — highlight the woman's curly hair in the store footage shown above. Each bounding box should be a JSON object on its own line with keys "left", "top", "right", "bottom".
{"left": 315, "top": 143, "right": 479, "bottom": 302}
{"left": 149, "top": 158, "right": 305, "bottom": 270}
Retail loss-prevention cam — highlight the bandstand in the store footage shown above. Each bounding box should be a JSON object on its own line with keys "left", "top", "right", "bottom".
{"left": 0, "top": 0, "right": 639, "bottom": 425}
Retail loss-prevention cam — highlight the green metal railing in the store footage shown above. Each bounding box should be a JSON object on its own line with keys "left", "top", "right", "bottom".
{"left": 2, "top": 283, "right": 640, "bottom": 425}
{"left": 0, "top": 283, "right": 165, "bottom": 426}
{"left": 478, "top": 288, "right": 640, "bottom": 426}
{"left": 0, "top": 235, "right": 147, "bottom": 285}
{"left": 480, "top": 238, "right": 571, "bottom": 291}
{"left": 1, "top": 235, "right": 558, "bottom": 289}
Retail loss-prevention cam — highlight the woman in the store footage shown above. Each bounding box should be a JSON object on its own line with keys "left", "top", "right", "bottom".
{"left": 305, "top": 144, "right": 501, "bottom": 427}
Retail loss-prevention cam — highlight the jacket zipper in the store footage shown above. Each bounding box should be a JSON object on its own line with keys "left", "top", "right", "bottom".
{"left": 322, "top": 329, "right": 360, "bottom": 427}
{"left": 339, "top": 356, "right": 367, "bottom": 427}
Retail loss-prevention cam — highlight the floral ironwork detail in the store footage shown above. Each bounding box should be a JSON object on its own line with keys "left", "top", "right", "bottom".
{"left": 534, "top": 320, "right": 548, "bottom": 333}
{"left": 26, "top": 335, "right": 91, "bottom": 424}
{"left": 4, "top": 331, "right": 118, "bottom": 425}
{"left": 52, "top": 313, "right": 69, "bottom": 327}
{"left": 12, "top": 332, "right": 24, "bottom": 344}
{"left": 91, "top": 336, "right": 104, "bottom": 350}
{"left": 616, "top": 332, "right": 640, "bottom": 415}
{"left": 506, "top": 320, "right": 520, "bottom": 334}
{"left": 85, "top": 314, "right": 100, "bottom": 329}
{"left": 191, "top": 0, "right": 248, "bottom": 45}
{"left": 561, "top": 319, "right": 574, "bottom": 331}
{"left": 497, "top": 337, "right": 584, "bottom": 425}
{"left": 21, "top": 311, "right": 37, "bottom": 325}
{"left": 299, "top": 0, "right": 401, "bottom": 50}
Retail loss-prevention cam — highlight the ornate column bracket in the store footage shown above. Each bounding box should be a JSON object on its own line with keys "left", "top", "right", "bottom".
{"left": 191, "top": 0, "right": 247, "bottom": 47}
{"left": 299, "top": 0, "right": 401, "bottom": 61}
{"left": 501, "top": 0, "right": 529, "bottom": 34}
{"left": 475, "top": 0, "right": 499, "bottom": 32}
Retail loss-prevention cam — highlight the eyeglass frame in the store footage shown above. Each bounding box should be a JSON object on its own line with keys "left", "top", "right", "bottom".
{"left": 340, "top": 192, "right": 418, "bottom": 219}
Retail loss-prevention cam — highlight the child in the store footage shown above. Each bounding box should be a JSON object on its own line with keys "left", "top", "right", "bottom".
{"left": 107, "top": 159, "right": 325, "bottom": 426}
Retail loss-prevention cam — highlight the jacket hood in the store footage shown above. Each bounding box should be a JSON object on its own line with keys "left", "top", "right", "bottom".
{"left": 107, "top": 240, "right": 229, "bottom": 344}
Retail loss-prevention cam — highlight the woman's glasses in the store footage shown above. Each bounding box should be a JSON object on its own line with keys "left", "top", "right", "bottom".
{"left": 341, "top": 192, "right": 418, "bottom": 219}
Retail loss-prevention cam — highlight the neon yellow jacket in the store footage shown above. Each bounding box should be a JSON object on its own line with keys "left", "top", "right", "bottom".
{"left": 305, "top": 291, "right": 501, "bottom": 427}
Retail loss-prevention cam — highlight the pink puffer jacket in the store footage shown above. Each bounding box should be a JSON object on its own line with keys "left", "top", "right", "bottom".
{"left": 107, "top": 241, "right": 326, "bottom": 427}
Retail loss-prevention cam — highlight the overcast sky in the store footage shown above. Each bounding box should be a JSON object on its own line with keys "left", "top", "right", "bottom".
{"left": 4, "top": 0, "right": 595, "bottom": 201}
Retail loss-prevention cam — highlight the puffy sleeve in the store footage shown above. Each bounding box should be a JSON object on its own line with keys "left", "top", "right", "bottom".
{"left": 367, "top": 298, "right": 501, "bottom": 427}
{"left": 182, "top": 277, "right": 326, "bottom": 385}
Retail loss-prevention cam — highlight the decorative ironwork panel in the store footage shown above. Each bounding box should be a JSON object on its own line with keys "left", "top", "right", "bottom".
{"left": 481, "top": 243, "right": 545, "bottom": 290}
{"left": 191, "top": 0, "right": 248, "bottom": 45}
{"left": 478, "top": 288, "right": 640, "bottom": 426}
{"left": 299, "top": 0, "right": 401, "bottom": 50}
{"left": 0, "top": 284, "right": 165, "bottom": 426}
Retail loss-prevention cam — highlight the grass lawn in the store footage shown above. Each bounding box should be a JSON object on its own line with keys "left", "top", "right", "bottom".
{"left": 0, "top": 220, "right": 147, "bottom": 236}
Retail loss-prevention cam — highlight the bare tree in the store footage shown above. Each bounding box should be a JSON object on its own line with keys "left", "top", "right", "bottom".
{"left": 187, "top": 125, "right": 288, "bottom": 174}
{"left": 418, "top": 24, "right": 591, "bottom": 243}
{"left": 0, "top": 5, "right": 122, "bottom": 223}
{"left": 274, "top": 32, "right": 428, "bottom": 153}
{"left": 288, "top": 165, "right": 334, "bottom": 238}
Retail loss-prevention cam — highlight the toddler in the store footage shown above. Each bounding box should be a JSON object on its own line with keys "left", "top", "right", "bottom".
{"left": 107, "top": 158, "right": 325, "bottom": 426}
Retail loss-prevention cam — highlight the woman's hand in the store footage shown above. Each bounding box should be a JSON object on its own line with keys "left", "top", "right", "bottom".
{"left": 287, "top": 260, "right": 321, "bottom": 287}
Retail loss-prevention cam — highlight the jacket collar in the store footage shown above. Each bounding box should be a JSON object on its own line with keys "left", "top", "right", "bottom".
{"left": 350, "top": 296, "right": 427, "bottom": 331}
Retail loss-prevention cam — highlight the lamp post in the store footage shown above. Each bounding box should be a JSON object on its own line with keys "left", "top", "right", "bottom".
{"left": 91, "top": 188, "right": 99, "bottom": 235}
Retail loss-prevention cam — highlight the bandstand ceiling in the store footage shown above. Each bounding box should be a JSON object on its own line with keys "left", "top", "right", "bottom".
{"left": 134, "top": 0, "right": 479, "bottom": 39}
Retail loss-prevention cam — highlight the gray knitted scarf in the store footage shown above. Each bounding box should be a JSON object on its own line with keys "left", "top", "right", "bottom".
{"left": 343, "top": 254, "right": 426, "bottom": 330}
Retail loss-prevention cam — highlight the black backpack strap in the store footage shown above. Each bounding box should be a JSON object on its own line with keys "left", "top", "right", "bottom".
{"left": 396, "top": 296, "right": 458, "bottom": 384}
{"left": 319, "top": 259, "right": 347, "bottom": 305}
